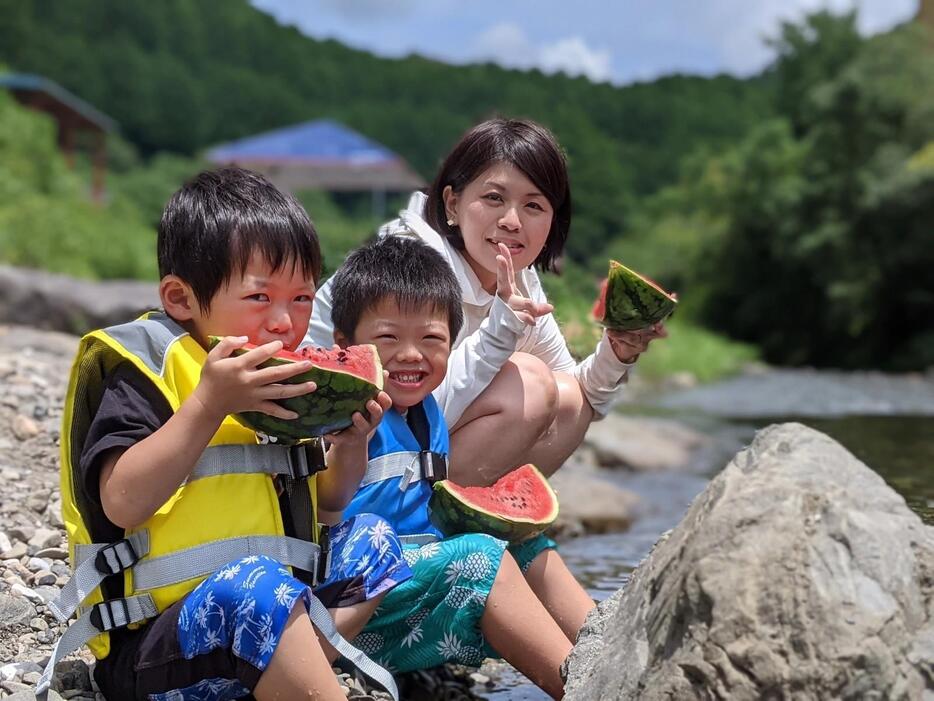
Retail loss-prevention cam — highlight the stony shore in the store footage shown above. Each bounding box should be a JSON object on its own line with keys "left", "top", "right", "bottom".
{"left": 0, "top": 323, "right": 706, "bottom": 699}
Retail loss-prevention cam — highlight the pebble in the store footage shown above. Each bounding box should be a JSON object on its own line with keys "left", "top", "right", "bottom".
{"left": 11, "top": 414, "right": 40, "bottom": 441}
{"left": 10, "top": 583, "right": 44, "bottom": 604}
{"left": 35, "top": 547, "right": 69, "bottom": 561}
{"left": 0, "top": 531, "right": 12, "bottom": 553}
{"left": 29, "top": 527, "right": 62, "bottom": 550}
{"left": 2, "top": 542, "right": 28, "bottom": 560}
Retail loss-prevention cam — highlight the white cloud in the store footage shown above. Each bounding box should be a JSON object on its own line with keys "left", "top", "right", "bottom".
{"left": 473, "top": 21, "right": 612, "bottom": 83}
{"left": 540, "top": 37, "right": 612, "bottom": 83}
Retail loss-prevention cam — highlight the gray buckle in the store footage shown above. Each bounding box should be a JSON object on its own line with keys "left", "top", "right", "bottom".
{"left": 289, "top": 439, "right": 326, "bottom": 479}
{"left": 94, "top": 538, "right": 139, "bottom": 576}
{"left": 420, "top": 451, "right": 447, "bottom": 483}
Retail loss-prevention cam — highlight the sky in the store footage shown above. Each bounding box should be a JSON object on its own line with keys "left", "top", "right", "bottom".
{"left": 251, "top": 0, "right": 918, "bottom": 85}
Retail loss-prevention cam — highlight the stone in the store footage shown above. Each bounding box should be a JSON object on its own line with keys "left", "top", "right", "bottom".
{"left": 549, "top": 468, "right": 639, "bottom": 534}
{"left": 583, "top": 414, "right": 708, "bottom": 471}
{"left": 32, "top": 571, "right": 57, "bottom": 586}
{"left": 1, "top": 541, "right": 28, "bottom": 559}
{"left": 10, "top": 583, "right": 44, "bottom": 604}
{"left": 34, "top": 547, "right": 68, "bottom": 561}
{"left": 0, "top": 531, "right": 11, "bottom": 553}
{"left": 564, "top": 423, "right": 934, "bottom": 700}
{"left": 11, "top": 414, "right": 40, "bottom": 441}
{"left": 51, "top": 659, "right": 92, "bottom": 694}
{"left": 28, "top": 529, "right": 61, "bottom": 550}
{"left": 0, "top": 593, "right": 37, "bottom": 625}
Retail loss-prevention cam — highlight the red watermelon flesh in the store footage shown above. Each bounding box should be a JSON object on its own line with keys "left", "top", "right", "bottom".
{"left": 429, "top": 464, "right": 559, "bottom": 543}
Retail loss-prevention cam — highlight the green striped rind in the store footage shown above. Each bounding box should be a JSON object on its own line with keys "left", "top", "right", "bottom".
{"left": 428, "top": 466, "right": 559, "bottom": 544}
{"left": 209, "top": 339, "right": 382, "bottom": 443}
{"left": 601, "top": 260, "right": 677, "bottom": 331}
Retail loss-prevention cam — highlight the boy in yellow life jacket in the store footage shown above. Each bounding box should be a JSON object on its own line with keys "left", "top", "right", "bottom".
{"left": 42, "top": 167, "right": 412, "bottom": 701}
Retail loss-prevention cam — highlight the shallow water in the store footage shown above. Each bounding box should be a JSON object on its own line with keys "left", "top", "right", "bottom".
{"left": 477, "top": 412, "right": 932, "bottom": 699}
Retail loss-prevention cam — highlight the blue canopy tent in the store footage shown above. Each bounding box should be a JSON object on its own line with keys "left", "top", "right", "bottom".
{"left": 207, "top": 119, "right": 424, "bottom": 215}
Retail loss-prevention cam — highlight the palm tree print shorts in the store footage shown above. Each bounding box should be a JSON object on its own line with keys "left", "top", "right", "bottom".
{"left": 99, "top": 513, "right": 411, "bottom": 701}
{"left": 351, "top": 532, "right": 556, "bottom": 672}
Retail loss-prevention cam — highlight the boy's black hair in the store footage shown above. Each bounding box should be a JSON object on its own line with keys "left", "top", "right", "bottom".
{"left": 158, "top": 167, "right": 321, "bottom": 312}
{"left": 331, "top": 236, "right": 464, "bottom": 342}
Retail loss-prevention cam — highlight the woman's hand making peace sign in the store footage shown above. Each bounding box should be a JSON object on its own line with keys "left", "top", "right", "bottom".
{"left": 494, "top": 242, "right": 554, "bottom": 325}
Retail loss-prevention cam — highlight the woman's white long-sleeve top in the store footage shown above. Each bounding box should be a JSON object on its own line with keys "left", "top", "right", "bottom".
{"left": 305, "top": 192, "right": 633, "bottom": 426}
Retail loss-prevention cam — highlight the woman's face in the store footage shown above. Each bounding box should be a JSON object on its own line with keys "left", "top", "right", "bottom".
{"left": 443, "top": 162, "right": 554, "bottom": 292}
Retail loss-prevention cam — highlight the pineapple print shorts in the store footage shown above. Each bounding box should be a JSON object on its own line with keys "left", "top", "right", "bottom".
{"left": 350, "top": 532, "right": 556, "bottom": 672}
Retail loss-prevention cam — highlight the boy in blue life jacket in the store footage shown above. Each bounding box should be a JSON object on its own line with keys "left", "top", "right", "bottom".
{"left": 328, "top": 236, "right": 595, "bottom": 699}
{"left": 42, "top": 168, "right": 412, "bottom": 701}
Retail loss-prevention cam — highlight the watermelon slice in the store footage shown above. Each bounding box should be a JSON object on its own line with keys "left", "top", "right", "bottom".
{"left": 208, "top": 338, "right": 383, "bottom": 443}
{"left": 592, "top": 260, "right": 677, "bottom": 331}
{"left": 429, "top": 464, "right": 559, "bottom": 543}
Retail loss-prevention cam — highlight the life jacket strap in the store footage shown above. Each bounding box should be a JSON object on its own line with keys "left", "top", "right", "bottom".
{"left": 306, "top": 592, "right": 400, "bottom": 701}
{"left": 399, "top": 533, "right": 440, "bottom": 546}
{"left": 189, "top": 440, "right": 326, "bottom": 483}
{"left": 48, "top": 531, "right": 151, "bottom": 623}
{"left": 361, "top": 451, "right": 448, "bottom": 491}
{"left": 130, "top": 535, "right": 324, "bottom": 591}
{"left": 36, "top": 594, "right": 157, "bottom": 700}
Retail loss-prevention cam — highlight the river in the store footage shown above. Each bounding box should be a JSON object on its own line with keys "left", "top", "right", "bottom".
{"left": 477, "top": 368, "right": 934, "bottom": 700}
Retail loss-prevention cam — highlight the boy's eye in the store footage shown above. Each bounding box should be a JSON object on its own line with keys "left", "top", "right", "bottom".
{"left": 248, "top": 293, "right": 269, "bottom": 302}
{"left": 424, "top": 334, "right": 447, "bottom": 343}
{"left": 294, "top": 295, "right": 313, "bottom": 303}
{"left": 376, "top": 334, "right": 397, "bottom": 341}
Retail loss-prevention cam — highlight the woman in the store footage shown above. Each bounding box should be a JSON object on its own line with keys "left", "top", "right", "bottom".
{"left": 308, "top": 118, "right": 667, "bottom": 485}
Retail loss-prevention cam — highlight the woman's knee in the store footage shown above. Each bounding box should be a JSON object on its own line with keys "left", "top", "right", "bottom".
{"left": 504, "top": 353, "right": 559, "bottom": 426}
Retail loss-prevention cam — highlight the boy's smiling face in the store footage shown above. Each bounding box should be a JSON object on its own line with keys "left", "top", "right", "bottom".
{"left": 347, "top": 297, "right": 451, "bottom": 410}
{"left": 174, "top": 250, "right": 316, "bottom": 352}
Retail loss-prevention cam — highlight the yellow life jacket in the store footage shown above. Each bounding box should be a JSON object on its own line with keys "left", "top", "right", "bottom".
{"left": 56, "top": 312, "right": 325, "bottom": 658}
{"left": 39, "top": 311, "right": 400, "bottom": 701}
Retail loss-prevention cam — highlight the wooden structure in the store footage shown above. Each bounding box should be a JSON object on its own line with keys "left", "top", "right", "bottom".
{"left": 0, "top": 73, "right": 117, "bottom": 202}
{"left": 207, "top": 119, "right": 425, "bottom": 215}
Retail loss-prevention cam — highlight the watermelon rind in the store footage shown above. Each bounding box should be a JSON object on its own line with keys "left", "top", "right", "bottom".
{"left": 596, "top": 260, "right": 677, "bottom": 331}
{"left": 429, "top": 464, "right": 559, "bottom": 543}
{"left": 207, "top": 337, "right": 383, "bottom": 443}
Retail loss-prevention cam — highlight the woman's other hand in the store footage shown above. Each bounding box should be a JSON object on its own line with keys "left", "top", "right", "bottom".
{"left": 495, "top": 242, "right": 553, "bottom": 325}
{"left": 606, "top": 322, "right": 669, "bottom": 364}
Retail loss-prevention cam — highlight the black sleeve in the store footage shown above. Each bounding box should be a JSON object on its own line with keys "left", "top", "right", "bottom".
{"left": 77, "top": 362, "right": 173, "bottom": 532}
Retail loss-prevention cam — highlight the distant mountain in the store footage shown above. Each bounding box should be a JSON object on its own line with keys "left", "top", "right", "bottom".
{"left": 0, "top": 0, "right": 774, "bottom": 260}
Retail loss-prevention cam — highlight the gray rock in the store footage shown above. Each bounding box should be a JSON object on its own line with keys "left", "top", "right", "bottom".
{"left": 564, "top": 423, "right": 934, "bottom": 700}
{"left": 549, "top": 468, "right": 639, "bottom": 535}
{"left": 28, "top": 529, "right": 61, "bottom": 551}
{"left": 0, "top": 264, "right": 158, "bottom": 336}
{"left": 51, "top": 659, "right": 91, "bottom": 693}
{"left": 0, "top": 593, "right": 37, "bottom": 627}
{"left": 583, "top": 415, "right": 708, "bottom": 472}
{"left": 11, "top": 415, "right": 40, "bottom": 441}
{"left": 3, "top": 689, "right": 64, "bottom": 700}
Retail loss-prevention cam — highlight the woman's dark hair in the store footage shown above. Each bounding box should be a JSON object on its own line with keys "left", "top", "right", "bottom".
{"left": 425, "top": 118, "right": 571, "bottom": 273}
{"left": 331, "top": 236, "right": 464, "bottom": 342}
{"left": 158, "top": 167, "right": 321, "bottom": 312}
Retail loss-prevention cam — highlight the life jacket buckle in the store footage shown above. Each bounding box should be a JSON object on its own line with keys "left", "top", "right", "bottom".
{"left": 419, "top": 451, "right": 447, "bottom": 484}
{"left": 89, "top": 597, "right": 131, "bottom": 632}
{"left": 316, "top": 525, "right": 331, "bottom": 585}
{"left": 289, "top": 439, "right": 326, "bottom": 480}
{"left": 94, "top": 538, "right": 140, "bottom": 576}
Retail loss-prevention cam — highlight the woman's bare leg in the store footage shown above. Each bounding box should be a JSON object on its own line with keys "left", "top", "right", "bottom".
{"left": 448, "top": 353, "right": 558, "bottom": 485}
{"left": 254, "top": 602, "right": 345, "bottom": 700}
{"left": 523, "top": 549, "right": 595, "bottom": 642}
{"left": 523, "top": 371, "right": 593, "bottom": 477}
{"left": 481, "top": 552, "right": 571, "bottom": 699}
{"left": 449, "top": 356, "right": 593, "bottom": 484}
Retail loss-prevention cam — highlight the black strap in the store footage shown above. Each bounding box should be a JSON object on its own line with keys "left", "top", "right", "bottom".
{"left": 406, "top": 402, "right": 431, "bottom": 452}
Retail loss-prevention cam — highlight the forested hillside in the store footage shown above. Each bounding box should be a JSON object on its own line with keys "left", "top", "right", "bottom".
{"left": 0, "top": 0, "right": 773, "bottom": 261}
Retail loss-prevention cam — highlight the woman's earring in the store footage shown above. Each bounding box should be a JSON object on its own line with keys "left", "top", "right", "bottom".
{"left": 446, "top": 216, "right": 456, "bottom": 226}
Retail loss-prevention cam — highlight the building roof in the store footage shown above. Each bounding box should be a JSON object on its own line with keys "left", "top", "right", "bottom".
{"left": 0, "top": 73, "right": 116, "bottom": 132}
{"left": 206, "top": 119, "right": 425, "bottom": 192}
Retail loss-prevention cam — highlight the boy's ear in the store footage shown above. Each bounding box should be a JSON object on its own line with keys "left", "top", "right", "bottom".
{"left": 333, "top": 330, "right": 351, "bottom": 349}
{"left": 160, "top": 275, "right": 197, "bottom": 321}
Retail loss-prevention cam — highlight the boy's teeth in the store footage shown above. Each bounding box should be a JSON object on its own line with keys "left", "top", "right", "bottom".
{"left": 393, "top": 372, "right": 422, "bottom": 383}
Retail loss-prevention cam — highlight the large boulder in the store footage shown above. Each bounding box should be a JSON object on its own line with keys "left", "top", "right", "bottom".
{"left": 0, "top": 264, "right": 158, "bottom": 335}
{"left": 564, "top": 423, "right": 934, "bottom": 700}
